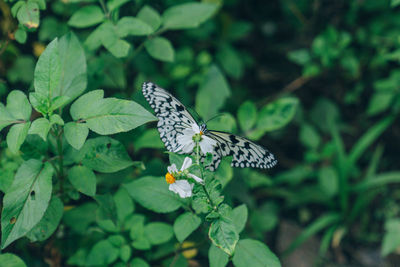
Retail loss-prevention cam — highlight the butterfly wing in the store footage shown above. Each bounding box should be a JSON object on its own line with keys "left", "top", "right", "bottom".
{"left": 204, "top": 130, "right": 277, "bottom": 171}
{"left": 142, "top": 82, "right": 198, "bottom": 152}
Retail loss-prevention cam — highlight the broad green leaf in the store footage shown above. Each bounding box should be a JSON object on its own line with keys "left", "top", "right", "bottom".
{"left": 196, "top": 65, "right": 231, "bottom": 119}
{"left": 108, "top": 235, "right": 125, "bottom": 247}
{"left": 145, "top": 37, "right": 175, "bottom": 62}
{"left": 318, "top": 167, "right": 338, "bottom": 197}
{"left": 134, "top": 129, "right": 164, "bottom": 151}
{"left": 26, "top": 196, "right": 63, "bottom": 242}
{"left": 34, "top": 38, "right": 60, "bottom": 108}
{"left": 107, "top": 0, "right": 130, "bottom": 11}
{"left": 17, "top": 2, "right": 39, "bottom": 29}
{"left": 382, "top": 219, "right": 400, "bottom": 256}
{"left": 15, "top": 28, "right": 27, "bottom": 44}
{"left": 56, "top": 32, "right": 88, "bottom": 103}
{"left": 124, "top": 176, "right": 182, "bottom": 213}
{"left": 6, "top": 90, "right": 32, "bottom": 121}
{"left": 144, "top": 222, "right": 174, "bottom": 245}
{"left": 28, "top": 118, "right": 50, "bottom": 141}
{"left": 114, "top": 187, "right": 134, "bottom": 223}
{"left": 0, "top": 253, "right": 27, "bottom": 267}
{"left": 7, "top": 122, "right": 31, "bottom": 154}
{"left": 0, "top": 104, "right": 15, "bottom": 131}
{"left": 64, "top": 122, "right": 89, "bottom": 150}
{"left": 86, "top": 240, "right": 119, "bottom": 266}
{"left": 209, "top": 244, "right": 229, "bottom": 267}
{"left": 162, "top": 2, "right": 218, "bottom": 30}
{"left": 1, "top": 160, "right": 53, "bottom": 249}
{"left": 117, "top": 17, "right": 154, "bottom": 37}
{"left": 70, "top": 90, "right": 156, "bottom": 135}
{"left": 391, "top": 0, "right": 400, "bottom": 7}
{"left": 29, "top": 92, "right": 50, "bottom": 115}
{"left": 208, "top": 216, "right": 239, "bottom": 255}
{"left": 137, "top": 5, "right": 161, "bottom": 31}
{"left": 232, "top": 204, "right": 248, "bottom": 233}
{"left": 173, "top": 212, "right": 201, "bottom": 242}
{"left": 11, "top": 1, "right": 25, "bottom": 17}
{"left": 238, "top": 101, "right": 257, "bottom": 132}
{"left": 256, "top": 97, "right": 298, "bottom": 132}
{"left": 68, "top": 5, "right": 104, "bottom": 28}
{"left": 299, "top": 124, "right": 321, "bottom": 149}
{"left": 78, "top": 137, "right": 133, "bottom": 173}
{"left": 50, "top": 114, "right": 64, "bottom": 125}
{"left": 217, "top": 44, "right": 243, "bottom": 79}
{"left": 129, "top": 214, "right": 146, "bottom": 240}
{"left": 132, "top": 236, "right": 152, "bottom": 250}
{"left": 68, "top": 165, "right": 96, "bottom": 196}
{"left": 367, "top": 92, "right": 394, "bottom": 115}
{"left": 95, "top": 194, "right": 118, "bottom": 226}
{"left": 130, "top": 258, "right": 150, "bottom": 267}
{"left": 120, "top": 244, "right": 132, "bottom": 262}
{"left": 103, "top": 37, "right": 131, "bottom": 58}
{"left": 232, "top": 239, "right": 281, "bottom": 267}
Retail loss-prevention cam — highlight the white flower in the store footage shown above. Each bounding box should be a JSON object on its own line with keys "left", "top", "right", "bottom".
{"left": 165, "top": 157, "right": 204, "bottom": 198}
{"left": 175, "top": 124, "right": 217, "bottom": 154}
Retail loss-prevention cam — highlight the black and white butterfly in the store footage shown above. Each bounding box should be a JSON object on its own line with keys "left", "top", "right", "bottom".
{"left": 142, "top": 82, "right": 277, "bottom": 171}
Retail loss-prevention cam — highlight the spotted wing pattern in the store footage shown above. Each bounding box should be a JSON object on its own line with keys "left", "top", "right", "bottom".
{"left": 142, "top": 82, "right": 198, "bottom": 152}
{"left": 204, "top": 131, "right": 277, "bottom": 171}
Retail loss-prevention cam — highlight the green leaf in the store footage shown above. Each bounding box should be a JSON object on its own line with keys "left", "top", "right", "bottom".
{"left": 217, "top": 44, "right": 244, "bottom": 79}
{"left": 318, "top": 167, "right": 338, "bottom": 197}
{"left": 50, "top": 114, "right": 64, "bottom": 126}
{"left": 382, "top": 218, "right": 400, "bottom": 256}
{"left": 107, "top": 0, "right": 130, "bottom": 11}
{"left": 144, "top": 222, "right": 173, "bottom": 245}
{"left": 238, "top": 101, "right": 257, "bottom": 132}
{"left": 11, "top": 1, "right": 25, "bottom": 17}
{"left": 28, "top": 118, "right": 50, "bottom": 141}
{"left": 15, "top": 27, "right": 27, "bottom": 44}
{"left": 299, "top": 124, "right": 321, "bottom": 149}
{"left": 137, "top": 5, "right": 161, "bottom": 31}
{"left": 86, "top": 240, "right": 119, "bottom": 266}
{"left": 208, "top": 216, "right": 239, "bottom": 256}
{"left": 56, "top": 32, "right": 88, "bottom": 103}
{"left": 78, "top": 137, "right": 133, "bottom": 173}
{"left": 287, "top": 49, "right": 311, "bottom": 65}
{"left": 120, "top": 244, "right": 132, "bottom": 262}
{"left": 133, "top": 129, "right": 164, "bottom": 151}
{"left": 353, "top": 172, "right": 400, "bottom": 191}
{"left": 68, "top": 165, "right": 96, "bottom": 196}
{"left": 0, "top": 253, "right": 27, "bottom": 267}
{"left": 232, "top": 204, "right": 248, "bottom": 234}
{"left": 64, "top": 122, "right": 89, "bottom": 150}
{"left": 124, "top": 176, "right": 182, "bottom": 213}
{"left": 209, "top": 244, "right": 229, "bottom": 267}
{"left": 17, "top": 2, "right": 39, "bottom": 29}
{"left": 173, "top": 212, "right": 201, "bottom": 242}
{"left": 114, "top": 187, "right": 134, "bottom": 223}
{"left": 34, "top": 38, "right": 60, "bottom": 110}
{"left": 70, "top": 90, "right": 156, "bottom": 135}
{"left": 7, "top": 122, "right": 31, "bottom": 154}
{"left": 196, "top": 65, "right": 231, "bottom": 119}
{"left": 6, "top": 90, "right": 32, "bottom": 122}
{"left": 391, "top": 0, "right": 400, "bottom": 7}
{"left": 130, "top": 258, "right": 150, "bottom": 267}
{"left": 129, "top": 214, "right": 145, "bottom": 240}
{"left": 145, "top": 37, "right": 175, "bottom": 62}
{"left": 162, "top": 2, "right": 218, "bottom": 30}
{"left": 26, "top": 196, "right": 63, "bottom": 242}
{"left": 95, "top": 194, "right": 118, "bottom": 226}
{"left": 256, "top": 97, "right": 298, "bottom": 132}
{"left": 348, "top": 116, "right": 394, "bottom": 164}
{"left": 117, "top": 17, "right": 154, "bottom": 37}
{"left": 1, "top": 160, "right": 53, "bottom": 249}
{"left": 68, "top": 5, "right": 104, "bottom": 28}
{"left": 367, "top": 92, "right": 394, "bottom": 115}
{"left": 63, "top": 202, "right": 97, "bottom": 234}
{"left": 232, "top": 239, "right": 281, "bottom": 267}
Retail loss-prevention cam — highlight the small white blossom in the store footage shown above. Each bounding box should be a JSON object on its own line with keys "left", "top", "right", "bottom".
{"left": 165, "top": 157, "right": 204, "bottom": 198}
{"left": 175, "top": 124, "right": 217, "bottom": 154}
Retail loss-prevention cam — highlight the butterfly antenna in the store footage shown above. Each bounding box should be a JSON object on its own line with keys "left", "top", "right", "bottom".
{"left": 205, "top": 113, "right": 225, "bottom": 124}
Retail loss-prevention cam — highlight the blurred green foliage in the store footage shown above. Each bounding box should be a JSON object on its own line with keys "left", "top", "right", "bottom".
{"left": 1, "top": 0, "right": 400, "bottom": 266}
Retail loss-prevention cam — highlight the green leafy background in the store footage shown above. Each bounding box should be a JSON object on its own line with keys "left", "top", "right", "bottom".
{"left": 1, "top": 0, "right": 400, "bottom": 266}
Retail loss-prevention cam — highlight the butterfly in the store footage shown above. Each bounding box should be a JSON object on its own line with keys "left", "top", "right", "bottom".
{"left": 142, "top": 82, "right": 277, "bottom": 171}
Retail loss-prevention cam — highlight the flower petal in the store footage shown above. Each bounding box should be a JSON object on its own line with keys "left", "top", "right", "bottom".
{"left": 168, "top": 164, "right": 178, "bottom": 173}
{"left": 169, "top": 180, "right": 193, "bottom": 198}
{"left": 188, "top": 173, "right": 204, "bottom": 184}
{"left": 199, "top": 136, "right": 217, "bottom": 154}
{"left": 181, "top": 157, "right": 193, "bottom": 171}
{"left": 191, "top": 123, "right": 200, "bottom": 133}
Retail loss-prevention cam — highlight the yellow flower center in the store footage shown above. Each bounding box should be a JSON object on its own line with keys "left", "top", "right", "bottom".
{"left": 199, "top": 131, "right": 203, "bottom": 135}
{"left": 165, "top": 172, "right": 175, "bottom": 184}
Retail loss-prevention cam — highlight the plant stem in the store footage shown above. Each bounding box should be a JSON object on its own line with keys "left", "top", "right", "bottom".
{"left": 99, "top": 0, "right": 109, "bottom": 18}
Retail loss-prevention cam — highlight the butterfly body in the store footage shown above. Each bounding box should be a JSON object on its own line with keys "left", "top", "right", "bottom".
{"left": 142, "top": 82, "right": 277, "bottom": 171}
